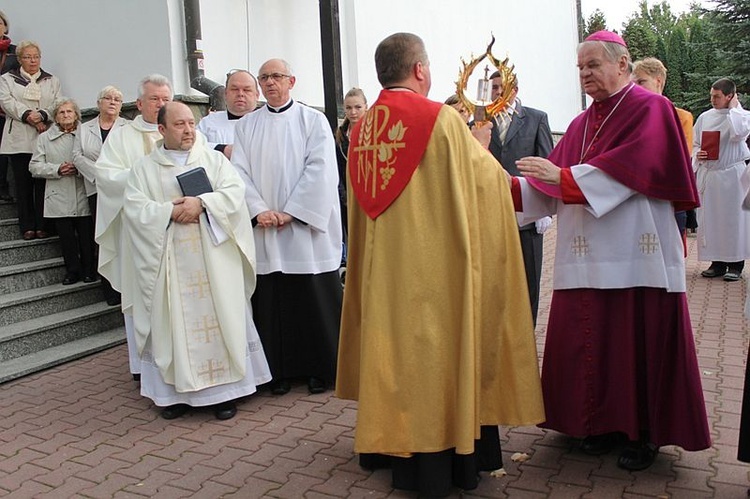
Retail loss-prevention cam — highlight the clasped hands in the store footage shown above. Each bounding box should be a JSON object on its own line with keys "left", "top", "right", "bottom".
{"left": 171, "top": 196, "right": 203, "bottom": 224}
{"left": 58, "top": 162, "right": 77, "bottom": 176}
{"left": 256, "top": 210, "right": 293, "bottom": 230}
{"left": 26, "top": 110, "right": 48, "bottom": 133}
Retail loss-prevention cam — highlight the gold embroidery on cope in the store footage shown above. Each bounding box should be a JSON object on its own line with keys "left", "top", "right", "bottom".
{"left": 354, "top": 105, "right": 408, "bottom": 198}
{"left": 192, "top": 315, "right": 221, "bottom": 343}
{"left": 198, "top": 358, "right": 227, "bottom": 384}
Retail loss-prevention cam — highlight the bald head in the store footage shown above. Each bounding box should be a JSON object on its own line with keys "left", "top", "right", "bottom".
{"left": 158, "top": 101, "right": 196, "bottom": 151}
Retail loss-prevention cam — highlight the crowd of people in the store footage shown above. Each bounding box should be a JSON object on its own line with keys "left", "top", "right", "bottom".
{"left": 4, "top": 7, "right": 750, "bottom": 494}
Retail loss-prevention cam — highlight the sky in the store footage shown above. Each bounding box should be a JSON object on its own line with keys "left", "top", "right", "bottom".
{"left": 580, "top": 0, "right": 713, "bottom": 31}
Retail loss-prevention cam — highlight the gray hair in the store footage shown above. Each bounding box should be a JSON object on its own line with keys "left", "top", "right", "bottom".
{"left": 97, "top": 85, "right": 123, "bottom": 102}
{"left": 579, "top": 40, "right": 632, "bottom": 71}
{"left": 52, "top": 98, "right": 81, "bottom": 126}
{"left": 16, "top": 40, "right": 41, "bottom": 59}
{"left": 137, "top": 74, "right": 172, "bottom": 99}
{"left": 259, "top": 58, "right": 294, "bottom": 78}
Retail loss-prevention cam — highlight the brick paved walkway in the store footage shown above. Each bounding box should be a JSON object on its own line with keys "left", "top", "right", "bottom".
{"left": 1, "top": 228, "right": 749, "bottom": 498}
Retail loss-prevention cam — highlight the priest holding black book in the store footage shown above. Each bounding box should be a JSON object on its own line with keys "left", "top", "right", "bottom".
{"left": 122, "top": 101, "right": 271, "bottom": 420}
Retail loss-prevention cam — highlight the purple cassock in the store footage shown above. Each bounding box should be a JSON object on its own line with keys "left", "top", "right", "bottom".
{"left": 527, "top": 83, "right": 711, "bottom": 451}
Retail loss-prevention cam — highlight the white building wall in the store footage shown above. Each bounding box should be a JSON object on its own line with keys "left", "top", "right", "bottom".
{"left": 0, "top": 0, "right": 581, "bottom": 131}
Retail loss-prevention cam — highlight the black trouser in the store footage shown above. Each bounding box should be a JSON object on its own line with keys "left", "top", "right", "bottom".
{"left": 0, "top": 116, "right": 9, "bottom": 196}
{"left": 88, "top": 194, "right": 119, "bottom": 302}
{"left": 10, "top": 153, "right": 47, "bottom": 234}
{"left": 519, "top": 228, "right": 544, "bottom": 326}
{"left": 55, "top": 216, "right": 96, "bottom": 277}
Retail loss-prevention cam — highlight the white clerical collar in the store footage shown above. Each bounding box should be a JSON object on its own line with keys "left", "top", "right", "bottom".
{"left": 141, "top": 120, "right": 159, "bottom": 132}
{"left": 267, "top": 99, "right": 293, "bottom": 113}
{"left": 162, "top": 146, "right": 190, "bottom": 166}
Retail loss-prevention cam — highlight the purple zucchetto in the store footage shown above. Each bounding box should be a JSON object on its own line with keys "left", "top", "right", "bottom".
{"left": 584, "top": 30, "right": 627, "bottom": 47}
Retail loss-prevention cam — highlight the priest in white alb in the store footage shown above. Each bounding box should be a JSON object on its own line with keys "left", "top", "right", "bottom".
{"left": 196, "top": 69, "right": 259, "bottom": 159}
{"left": 232, "top": 58, "right": 342, "bottom": 396}
{"left": 95, "top": 74, "right": 173, "bottom": 381}
{"left": 123, "top": 101, "right": 271, "bottom": 420}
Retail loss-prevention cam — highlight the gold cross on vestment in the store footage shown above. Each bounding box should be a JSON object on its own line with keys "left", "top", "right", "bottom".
{"left": 184, "top": 270, "right": 211, "bottom": 300}
{"left": 197, "top": 358, "right": 227, "bottom": 385}
{"left": 175, "top": 227, "right": 202, "bottom": 254}
{"left": 638, "top": 233, "right": 660, "bottom": 254}
{"left": 192, "top": 314, "right": 221, "bottom": 343}
{"left": 571, "top": 235, "right": 590, "bottom": 257}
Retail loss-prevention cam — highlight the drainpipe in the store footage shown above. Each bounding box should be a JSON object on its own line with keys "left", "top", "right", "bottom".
{"left": 319, "top": 0, "right": 344, "bottom": 131}
{"left": 184, "top": 0, "right": 226, "bottom": 111}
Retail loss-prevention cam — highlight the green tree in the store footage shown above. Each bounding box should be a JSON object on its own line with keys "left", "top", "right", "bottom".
{"left": 583, "top": 9, "right": 609, "bottom": 38}
{"left": 709, "top": 0, "right": 750, "bottom": 101}
{"left": 664, "top": 25, "right": 687, "bottom": 104}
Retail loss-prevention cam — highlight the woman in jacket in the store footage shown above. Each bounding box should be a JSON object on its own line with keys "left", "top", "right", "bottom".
{"left": 334, "top": 87, "right": 367, "bottom": 268}
{"left": 30, "top": 98, "right": 95, "bottom": 285}
{"left": 0, "top": 10, "right": 19, "bottom": 202}
{"left": 0, "top": 40, "right": 61, "bottom": 239}
{"left": 72, "top": 85, "right": 128, "bottom": 303}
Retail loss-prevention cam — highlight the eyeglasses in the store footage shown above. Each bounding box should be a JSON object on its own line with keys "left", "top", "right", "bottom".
{"left": 21, "top": 55, "right": 41, "bottom": 61}
{"left": 101, "top": 96, "right": 123, "bottom": 103}
{"left": 258, "top": 73, "right": 291, "bottom": 83}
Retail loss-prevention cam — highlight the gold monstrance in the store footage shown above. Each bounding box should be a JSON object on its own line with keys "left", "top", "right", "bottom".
{"left": 456, "top": 35, "right": 517, "bottom": 126}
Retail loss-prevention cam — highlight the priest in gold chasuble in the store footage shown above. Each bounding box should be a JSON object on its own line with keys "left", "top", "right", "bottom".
{"left": 336, "top": 32, "right": 544, "bottom": 497}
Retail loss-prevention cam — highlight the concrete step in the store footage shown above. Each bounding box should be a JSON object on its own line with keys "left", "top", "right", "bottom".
{"left": 0, "top": 301, "right": 124, "bottom": 362}
{"left": 0, "top": 236, "right": 61, "bottom": 266}
{"left": 0, "top": 200, "right": 15, "bottom": 220}
{"left": 0, "top": 218, "right": 19, "bottom": 241}
{"left": 0, "top": 257, "right": 66, "bottom": 294}
{"left": 0, "top": 280, "right": 108, "bottom": 327}
{"left": 0, "top": 326, "right": 125, "bottom": 383}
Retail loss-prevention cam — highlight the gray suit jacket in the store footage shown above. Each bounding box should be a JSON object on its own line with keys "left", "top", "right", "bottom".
{"left": 489, "top": 102, "right": 553, "bottom": 230}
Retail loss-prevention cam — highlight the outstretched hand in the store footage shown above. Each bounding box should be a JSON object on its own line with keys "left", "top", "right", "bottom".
{"left": 516, "top": 156, "right": 561, "bottom": 185}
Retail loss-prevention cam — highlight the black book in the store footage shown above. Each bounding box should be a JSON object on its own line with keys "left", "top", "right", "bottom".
{"left": 176, "top": 167, "right": 213, "bottom": 197}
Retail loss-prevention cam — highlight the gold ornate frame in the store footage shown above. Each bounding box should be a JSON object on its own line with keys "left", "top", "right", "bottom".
{"left": 455, "top": 36, "right": 517, "bottom": 123}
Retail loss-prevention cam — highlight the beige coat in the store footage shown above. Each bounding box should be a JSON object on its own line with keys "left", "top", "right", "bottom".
{"left": 0, "top": 69, "right": 61, "bottom": 154}
{"left": 73, "top": 116, "right": 129, "bottom": 196}
{"left": 29, "top": 125, "right": 90, "bottom": 218}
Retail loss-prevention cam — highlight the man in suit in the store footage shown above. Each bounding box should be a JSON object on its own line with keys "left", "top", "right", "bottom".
{"left": 489, "top": 72, "right": 553, "bottom": 324}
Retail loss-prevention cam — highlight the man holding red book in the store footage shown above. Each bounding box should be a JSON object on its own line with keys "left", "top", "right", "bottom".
{"left": 693, "top": 78, "right": 750, "bottom": 281}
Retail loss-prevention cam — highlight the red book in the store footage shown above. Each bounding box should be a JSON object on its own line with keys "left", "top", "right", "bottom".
{"left": 701, "top": 130, "right": 720, "bottom": 160}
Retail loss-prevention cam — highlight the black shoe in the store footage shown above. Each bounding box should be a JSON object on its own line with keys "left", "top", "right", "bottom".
{"left": 214, "top": 401, "right": 237, "bottom": 420}
{"left": 62, "top": 273, "right": 79, "bottom": 285}
{"left": 701, "top": 265, "right": 727, "bottom": 278}
{"left": 270, "top": 380, "right": 291, "bottom": 395}
{"left": 160, "top": 404, "right": 190, "bottom": 420}
{"left": 724, "top": 271, "right": 742, "bottom": 282}
{"left": 580, "top": 432, "right": 624, "bottom": 456}
{"left": 82, "top": 274, "right": 98, "bottom": 283}
{"left": 308, "top": 377, "right": 327, "bottom": 394}
{"left": 617, "top": 441, "right": 658, "bottom": 471}
{"left": 132, "top": 373, "right": 141, "bottom": 382}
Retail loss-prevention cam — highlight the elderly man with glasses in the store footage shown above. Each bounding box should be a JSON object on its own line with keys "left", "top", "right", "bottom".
{"left": 232, "top": 58, "right": 342, "bottom": 396}
{"left": 196, "top": 69, "right": 259, "bottom": 160}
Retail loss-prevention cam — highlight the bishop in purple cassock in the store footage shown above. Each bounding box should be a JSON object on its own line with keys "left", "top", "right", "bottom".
{"left": 511, "top": 30, "right": 710, "bottom": 471}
